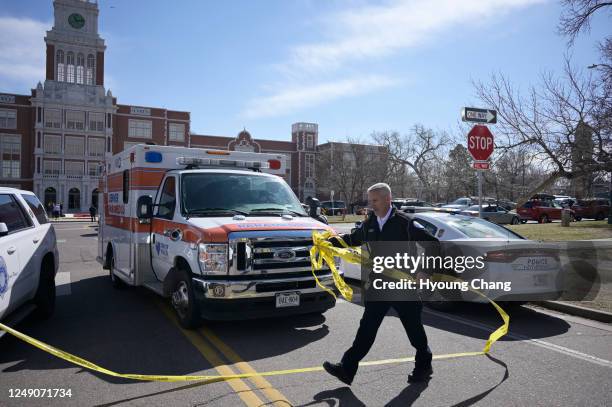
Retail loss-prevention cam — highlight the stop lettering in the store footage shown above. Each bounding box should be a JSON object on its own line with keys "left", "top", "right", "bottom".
{"left": 467, "top": 125, "right": 494, "bottom": 161}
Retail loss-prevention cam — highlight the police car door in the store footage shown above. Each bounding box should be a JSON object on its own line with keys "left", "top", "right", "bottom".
{"left": 151, "top": 176, "right": 177, "bottom": 280}
{"left": 0, "top": 193, "right": 31, "bottom": 318}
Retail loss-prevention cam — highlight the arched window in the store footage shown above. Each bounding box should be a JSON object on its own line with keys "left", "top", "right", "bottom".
{"left": 44, "top": 187, "right": 57, "bottom": 207}
{"left": 56, "top": 50, "right": 65, "bottom": 82}
{"left": 68, "top": 187, "right": 80, "bottom": 210}
{"left": 86, "top": 54, "right": 95, "bottom": 85}
{"left": 76, "top": 53, "right": 84, "bottom": 84}
{"left": 66, "top": 51, "right": 75, "bottom": 82}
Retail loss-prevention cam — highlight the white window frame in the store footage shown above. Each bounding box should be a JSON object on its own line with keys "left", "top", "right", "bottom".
{"left": 88, "top": 112, "right": 104, "bottom": 132}
{"left": 65, "top": 136, "right": 85, "bottom": 156}
{"left": 66, "top": 110, "right": 85, "bottom": 130}
{"left": 0, "top": 134, "right": 21, "bottom": 178}
{"left": 128, "top": 119, "right": 152, "bottom": 139}
{"left": 168, "top": 122, "right": 185, "bottom": 141}
{"left": 65, "top": 161, "right": 84, "bottom": 177}
{"left": 88, "top": 162, "right": 102, "bottom": 177}
{"left": 0, "top": 109, "right": 17, "bottom": 129}
{"left": 44, "top": 109, "right": 61, "bottom": 129}
{"left": 305, "top": 153, "right": 315, "bottom": 178}
{"left": 43, "top": 160, "right": 61, "bottom": 176}
{"left": 88, "top": 137, "right": 105, "bottom": 157}
{"left": 44, "top": 134, "right": 62, "bottom": 154}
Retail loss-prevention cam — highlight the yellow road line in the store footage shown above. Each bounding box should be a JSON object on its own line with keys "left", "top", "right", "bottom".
{"left": 201, "top": 327, "right": 292, "bottom": 407}
{"left": 158, "top": 304, "right": 264, "bottom": 407}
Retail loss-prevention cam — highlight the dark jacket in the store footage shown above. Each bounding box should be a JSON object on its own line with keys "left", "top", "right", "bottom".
{"left": 337, "top": 207, "right": 437, "bottom": 246}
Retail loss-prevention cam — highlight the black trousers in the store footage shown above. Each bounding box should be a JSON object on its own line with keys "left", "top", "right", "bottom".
{"left": 341, "top": 301, "right": 432, "bottom": 377}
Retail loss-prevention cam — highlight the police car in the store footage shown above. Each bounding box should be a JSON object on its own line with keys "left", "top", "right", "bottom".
{"left": 0, "top": 187, "right": 59, "bottom": 333}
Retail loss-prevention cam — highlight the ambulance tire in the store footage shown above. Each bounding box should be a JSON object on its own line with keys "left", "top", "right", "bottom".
{"left": 34, "top": 255, "right": 56, "bottom": 319}
{"left": 171, "top": 269, "right": 202, "bottom": 329}
{"left": 108, "top": 251, "right": 125, "bottom": 289}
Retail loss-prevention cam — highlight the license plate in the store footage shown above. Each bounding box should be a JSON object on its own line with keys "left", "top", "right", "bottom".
{"left": 276, "top": 292, "right": 300, "bottom": 308}
{"left": 512, "top": 257, "right": 555, "bottom": 271}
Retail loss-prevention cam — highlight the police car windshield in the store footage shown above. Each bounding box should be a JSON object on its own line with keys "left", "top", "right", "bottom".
{"left": 181, "top": 173, "right": 307, "bottom": 216}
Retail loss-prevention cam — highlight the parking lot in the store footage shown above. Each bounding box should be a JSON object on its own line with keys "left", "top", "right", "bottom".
{"left": 1, "top": 221, "right": 611, "bottom": 406}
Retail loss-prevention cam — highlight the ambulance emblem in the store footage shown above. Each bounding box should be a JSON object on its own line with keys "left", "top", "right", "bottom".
{"left": 0, "top": 256, "right": 8, "bottom": 297}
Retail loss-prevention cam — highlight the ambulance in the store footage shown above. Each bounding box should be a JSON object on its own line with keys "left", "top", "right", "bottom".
{"left": 97, "top": 145, "right": 338, "bottom": 328}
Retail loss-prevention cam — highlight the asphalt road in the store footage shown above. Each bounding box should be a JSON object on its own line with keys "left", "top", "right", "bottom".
{"left": 1, "top": 222, "right": 611, "bottom": 406}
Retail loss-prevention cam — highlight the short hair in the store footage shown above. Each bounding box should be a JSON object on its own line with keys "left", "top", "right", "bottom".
{"left": 367, "top": 182, "right": 391, "bottom": 198}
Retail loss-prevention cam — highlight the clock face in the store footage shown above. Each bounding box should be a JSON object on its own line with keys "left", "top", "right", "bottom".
{"left": 68, "top": 13, "right": 85, "bottom": 29}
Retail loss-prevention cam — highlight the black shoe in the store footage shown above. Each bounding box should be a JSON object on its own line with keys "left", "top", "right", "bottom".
{"left": 323, "top": 361, "right": 353, "bottom": 385}
{"left": 408, "top": 365, "right": 433, "bottom": 383}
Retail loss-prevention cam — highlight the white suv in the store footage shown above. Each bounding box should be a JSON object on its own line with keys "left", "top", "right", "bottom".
{"left": 0, "top": 187, "right": 59, "bottom": 327}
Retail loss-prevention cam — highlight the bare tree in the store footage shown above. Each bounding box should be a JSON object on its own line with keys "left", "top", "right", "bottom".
{"left": 372, "top": 125, "right": 450, "bottom": 201}
{"left": 473, "top": 58, "right": 611, "bottom": 205}
{"left": 558, "top": 0, "right": 612, "bottom": 44}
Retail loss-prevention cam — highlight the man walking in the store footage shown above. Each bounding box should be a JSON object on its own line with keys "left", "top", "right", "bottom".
{"left": 323, "top": 183, "right": 435, "bottom": 384}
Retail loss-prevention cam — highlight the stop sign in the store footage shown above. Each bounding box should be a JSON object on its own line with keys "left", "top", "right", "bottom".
{"left": 467, "top": 125, "right": 494, "bottom": 161}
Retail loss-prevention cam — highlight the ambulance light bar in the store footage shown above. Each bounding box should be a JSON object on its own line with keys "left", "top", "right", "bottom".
{"left": 176, "top": 157, "right": 270, "bottom": 169}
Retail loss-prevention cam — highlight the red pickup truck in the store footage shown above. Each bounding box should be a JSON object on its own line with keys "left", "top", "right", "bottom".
{"left": 573, "top": 199, "right": 610, "bottom": 221}
{"left": 517, "top": 200, "right": 574, "bottom": 223}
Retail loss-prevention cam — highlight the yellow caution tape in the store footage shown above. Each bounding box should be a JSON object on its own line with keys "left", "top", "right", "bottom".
{"left": 0, "top": 229, "right": 508, "bottom": 383}
{"left": 309, "top": 230, "right": 509, "bottom": 354}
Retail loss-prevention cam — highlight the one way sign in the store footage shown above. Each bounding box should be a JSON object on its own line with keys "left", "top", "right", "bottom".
{"left": 461, "top": 107, "right": 497, "bottom": 124}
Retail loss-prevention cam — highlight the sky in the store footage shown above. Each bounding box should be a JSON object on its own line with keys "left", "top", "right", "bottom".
{"left": 0, "top": 0, "right": 609, "bottom": 143}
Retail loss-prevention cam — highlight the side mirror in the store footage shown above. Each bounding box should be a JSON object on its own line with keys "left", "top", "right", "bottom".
{"left": 137, "top": 195, "right": 153, "bottom": 219}
{"left": 0, "top": 222, "right": 8, "bottom": 237}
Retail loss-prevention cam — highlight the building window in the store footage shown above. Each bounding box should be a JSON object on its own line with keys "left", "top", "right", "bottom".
{"left": 65, "top": 161, "right": 84, "bottom": 177}
{"left": 88, "top": 137, "right": 105, "bottom": 157}
{"left": 43, "top": 160, "right": 61, "bottom": 176}
{"left": 37, "top": 107, "right": 42, "bottom": 123}
{"left": 76, "top": 53, "right": 84, "bottom": 84}
{"left": 56, "top": 50, "right": 65, "bottom": 82}
{"left": 65, "top": 136, "right": 85, "bottom": 156}
{"left": 168, "top": 123, "right": 185, "bottom": 141}
{"left": 0, "top": 109, "right": 17, "bottom": 129}
{"left": 128, "top": 119, "right": 152, "bottom": 138}
{"left": 307, "top": 134, "right": 313, "bottom": 149}
{"left": 44, "top": 109, "right": 61, "bottom": 128}
{"left": 0, "top": 134, "right": 21, "bottom": 178}
{"left": 86, "top": 54, "right": 95, "bottom": 85}
{"left": 44, "top": 134, "right": 62, "bottom": 154}
{"left": 88, "top": 162, "right": 102, "bottom": 176}
{"left": 89, "top": 112, "right": 104, "bottom": 131}
{"left": 305, "top": 153, "right": 314, "bottom": 178}
{"left": 66, "top": 51, "right": 75, "bottom": 83}
{"left": 107, "top": 113, "right": 111, "bottom": 128}
{"left": 66, "top": 110, "right": 85, "bottom": 130}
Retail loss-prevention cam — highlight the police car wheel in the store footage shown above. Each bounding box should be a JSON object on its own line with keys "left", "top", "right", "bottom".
{"left": 109, "top": 253, "right": 124, "bottom": 289}
{"left": 171, "top": 270, "right": 201, "bottom": 329}
{"left": 34, "top": 259, "right": 55, "bottom": 319}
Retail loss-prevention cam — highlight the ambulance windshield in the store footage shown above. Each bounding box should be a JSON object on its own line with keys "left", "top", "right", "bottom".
{"left": 181, "top": 173, "right": 308, "bottom": 216}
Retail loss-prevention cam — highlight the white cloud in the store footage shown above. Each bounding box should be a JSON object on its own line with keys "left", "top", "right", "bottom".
{"left": 243, "top": 74, "right": 399, "bottom": 119}
{"left": 0, "top": 17, "right": 49, "bottom": 89}
{"left": 243, "top": 0, "right": 546, "bottom": 119}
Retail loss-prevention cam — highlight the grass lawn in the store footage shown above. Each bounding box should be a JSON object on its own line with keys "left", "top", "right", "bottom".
{"left": 507, "top": 220, "right": 612, "bottom": 241}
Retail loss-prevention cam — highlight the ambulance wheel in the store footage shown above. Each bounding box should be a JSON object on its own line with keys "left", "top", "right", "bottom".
{"left": 34, "top": 256, "right": 56, "bottom": 319}
{"left": 108, "top": 252, "right": 124, "bottom": 289}
{"left": 171, "top": 269, "right": 201, "bottom": 329}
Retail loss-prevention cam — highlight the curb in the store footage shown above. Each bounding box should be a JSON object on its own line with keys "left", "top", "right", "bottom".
{"left": 50, "top": 219, "right": 96, "bottom": 223}
{"left": 534, "top": 301, "right": 612, "bottom": 323}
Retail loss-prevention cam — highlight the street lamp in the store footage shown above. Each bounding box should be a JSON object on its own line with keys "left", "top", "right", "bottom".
{"left": 587, "top": 64, "right": 612, "bottom": 224}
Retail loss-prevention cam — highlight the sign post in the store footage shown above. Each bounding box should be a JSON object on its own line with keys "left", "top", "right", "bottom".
{"left": 330, "top": 190, "right": 334, "bottom": 215}
{"left": 466, "top": 122, "right": 495, "bottom": 219}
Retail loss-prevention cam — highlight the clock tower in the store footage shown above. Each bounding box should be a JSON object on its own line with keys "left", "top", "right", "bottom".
{"left": 31, "top": 0, "right": 115, "bottom": 212}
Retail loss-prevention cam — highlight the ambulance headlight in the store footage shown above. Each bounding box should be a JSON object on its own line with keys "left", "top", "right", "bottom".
{"left": 198, "top": 243, "right": 228, "bottom": 275}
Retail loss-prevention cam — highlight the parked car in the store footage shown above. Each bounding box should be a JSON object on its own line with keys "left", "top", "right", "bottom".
{"left": 321, "top": 200, "right": 347, "bottom": 216}
{"left": 517, "top": 199, "right": 574, "bottom": 223}
{"left": 442, "top": 197, "right": 473, "bottom": 210}
{"left": 341, "top": 212, "right": 563, "bottom": 310}
{"left": 572, "top": 199, "right": 610, "bottom": 221}
{"left": 460, "top": 205, "right": 521, "bottom": 225}
{"left": 0, "top": 187, "right": 59, "bottom": 334}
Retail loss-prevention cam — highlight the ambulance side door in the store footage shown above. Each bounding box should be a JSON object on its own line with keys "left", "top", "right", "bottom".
{"left": 151, "top": 176, "right": 177, "bottom": 280}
